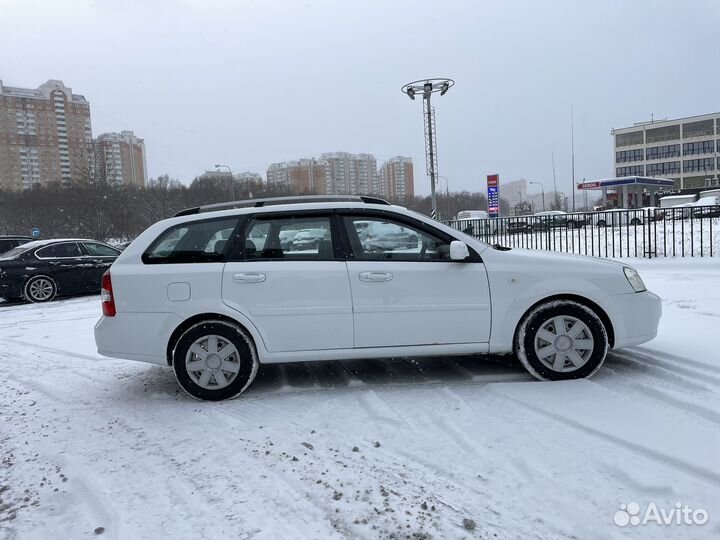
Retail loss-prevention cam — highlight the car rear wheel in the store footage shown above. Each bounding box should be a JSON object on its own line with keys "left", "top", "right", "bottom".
{"left": 23, "top": 275, "right": 57, "bottom": 303}
{"left": 630, "top": 217, "right": 641, "bottom": 225}
{"left": 567, "top": 220, "right": 576, "bottom": 229}
{"left": 596, "top": 219, "right": 607, "bottom": 227}
{"left": 515, "top": 300, "right": 608, "bottom": 381}
{"left": 172, "top": 321, "right": 259, "bottom": 401}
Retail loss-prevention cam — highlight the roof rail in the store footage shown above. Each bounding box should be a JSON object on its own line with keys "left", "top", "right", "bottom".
{"left": 174, "top": 195, "right": 391, "bottom": 217}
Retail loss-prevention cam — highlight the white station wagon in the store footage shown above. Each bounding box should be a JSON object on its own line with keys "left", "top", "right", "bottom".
{"left": 94, "top": 196, "right": 661, "bottom": 400}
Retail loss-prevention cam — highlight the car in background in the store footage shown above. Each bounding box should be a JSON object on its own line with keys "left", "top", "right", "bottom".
{"left": 592, "top": 208, "right": 659, "bottom": 227}
{"left": 0, "top": 235, "right": 34, "bottom": 255}
{"left": 363, "top": 221, "right": 419, "bottom": 252}
{"left": 507, "top": 217, "right": 534, "bottom": 234}
{"left": 291, "top": 228, "right": 328, "bottom": 250}
{"left": 533, "top": 211, "right": 590, "bottom": 230}
{"left": 114, "top": 240, "right": 133, "bottom": 252}
{"left": 692, "top": 196, "right": 720, "bottom": 218}
{"left": 279, "top": 230, "right": 299, "bottom": 250}
{"left": 456, "top": 210, "right": 504, "bottom": 236}
{"left": 0, "top": 239, "right": 120, "bottom": 303}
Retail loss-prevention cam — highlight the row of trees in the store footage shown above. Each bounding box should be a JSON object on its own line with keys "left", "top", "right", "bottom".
{"left": 0, "top": 174, "right": 497, "bottom": 242}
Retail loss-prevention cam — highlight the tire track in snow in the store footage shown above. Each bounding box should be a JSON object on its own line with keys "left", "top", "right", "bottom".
{"left": 355, "top": 390, "right": 407, "bottom": 427}
{"left": 626, "top": 346, "right": 720, "bottom": 376}
{"left": 604, "top": 354, "right": 711, "bottom": 393}
{"left": 207, "top": 407, "right": 374, "bottom": 540}
{"left": 611, "top": 350, "right": 720, "bottom": 389}
{"left": 492, "top": 389, "right": 720, "bottom": 487}
{"left": 5, "top": 374, "right": 239, "bottom": 539}
{"left": 596, "top": 377, "right": 720, "bottom": 427}
{"left": 4, "top": 337, "right": 109, "bottom": 364}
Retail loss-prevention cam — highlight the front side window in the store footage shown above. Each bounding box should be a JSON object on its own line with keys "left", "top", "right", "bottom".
{"left": 36, "top": 242, "right": 83, "bottom": 258}
{"left": 143, "top": 218, "right": 239, "bottom": 264}
{"left": 343, "top": 215, "right": 451, "bottom": 261}
{"left": 241, "top": 216, "right": 334, "bottom": 260}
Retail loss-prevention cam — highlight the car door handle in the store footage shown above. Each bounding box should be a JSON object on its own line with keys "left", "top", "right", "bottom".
{"left": 359, "top": 271, "right": 393, "bottom": 282}
{"left": 232, "top": 272, "right": 266, "bottom": 283}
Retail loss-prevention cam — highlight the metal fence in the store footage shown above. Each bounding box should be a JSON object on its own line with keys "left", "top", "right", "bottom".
{"left": 442, "top": 206, "right": 720, "bottom": 258}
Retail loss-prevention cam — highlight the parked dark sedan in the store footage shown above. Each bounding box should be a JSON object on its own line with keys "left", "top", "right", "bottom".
{"left": 0, "top": 235, "right": 34, "bottom": 255}
{"left": 0, "top": 238, "right": 120, "bottom": 303}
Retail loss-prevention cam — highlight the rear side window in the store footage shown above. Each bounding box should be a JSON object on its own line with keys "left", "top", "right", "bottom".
{"left": 36, "top": 242, "right": 83, "bottom": 258}
{"left": 84, "top": 243, "right": 120, "bottom": 257}
{"left": 241, "top": 216, "right": 335, "bottom": 260}
{"left": 143, "top": 218, "right": 239, "bottom": 264}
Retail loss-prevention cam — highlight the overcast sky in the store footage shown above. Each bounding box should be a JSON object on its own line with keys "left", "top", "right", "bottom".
{"left": 2, "top": 0, "right": 719, "bottom": 195}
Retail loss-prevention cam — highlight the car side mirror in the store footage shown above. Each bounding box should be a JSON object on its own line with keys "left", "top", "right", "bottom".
{"left": 450, "top": 240, "right": 470, "bottom": 261}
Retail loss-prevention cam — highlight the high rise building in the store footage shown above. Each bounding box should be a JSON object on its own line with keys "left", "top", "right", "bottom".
{"left": 267, "top": 159, "right": 330, "bottom": 194}
{"left": 0, "top": 79, "right": 92, "bottom": 190}
{"left": 612, "top": 113, "right": 720, "bottom": 190}
{"left": 321, "top": 152, "right": 379, "bottom": 195}
{"left": 95, "top": 130, "right": 148, "bottom": 187}
{"left": 379, "top": 156, "right": 414, "bottom": 202}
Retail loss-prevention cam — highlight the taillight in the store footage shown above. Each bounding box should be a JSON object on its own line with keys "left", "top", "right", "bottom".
{"left": 101, "top": 271, "right": 116, "bottom": 317}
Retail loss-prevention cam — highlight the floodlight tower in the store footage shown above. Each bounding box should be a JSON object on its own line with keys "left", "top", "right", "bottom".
{"left": 401, "top": 78, "right": 454, "bottom": 219}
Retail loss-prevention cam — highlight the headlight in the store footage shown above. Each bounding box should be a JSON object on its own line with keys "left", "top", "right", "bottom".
{"left": 623, "top": 267, "right": 646, "bottom": 293}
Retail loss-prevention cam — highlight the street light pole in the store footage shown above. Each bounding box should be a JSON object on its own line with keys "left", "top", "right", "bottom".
{"left": 529, "top": 181, "right": 545, "bottom": 211}
{"left": 437, "top": 175, "right": 450, "bottom": 219}
{"left": 401, "top": 78, "right": 454, "bottom": 220}
{"left": 215, "top": 164, "right": 234, "bottom": 200}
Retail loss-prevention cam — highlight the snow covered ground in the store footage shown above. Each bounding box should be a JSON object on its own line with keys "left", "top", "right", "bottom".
{"left": 1, "top": 259, "right": 719, "bottom": 539}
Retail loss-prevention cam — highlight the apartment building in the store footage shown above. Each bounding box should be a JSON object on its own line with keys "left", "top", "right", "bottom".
{"left": 0, "top": 79, "right": 92, "bottom": 190}
{"left": 320, "top": 152, "right": 380, "bottom": 195}
{"left": 266, "top": 158, "right": 330, "bottom": 194}
{"left": 379, "top": 156, "right": 414, "bottom": 202}
{"left": 612, "top": 113, "right": 720, "bottom": 190}
{"left": 95, "top": 130, "right": 147, "bottom": 187}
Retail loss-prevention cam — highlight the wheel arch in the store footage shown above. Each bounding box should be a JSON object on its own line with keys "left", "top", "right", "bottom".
{"left": 166, "top": 313, "right": 257, "bottom": 366}
{"left": 513, "top": 294, "right": 615, "bottom": 349}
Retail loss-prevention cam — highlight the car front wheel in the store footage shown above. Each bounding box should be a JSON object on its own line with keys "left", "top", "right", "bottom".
{"left": 172, "top": 321, "right": 259, "bottom": 401}
{"left": 24, "top": 275, "right": 57, "bottom": 303}
{"left": 515, "top": 300, "right": 608, "bottom": 381}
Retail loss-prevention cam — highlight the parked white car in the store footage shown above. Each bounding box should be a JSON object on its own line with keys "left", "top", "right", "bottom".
{"left": 95, "top": 196, "right": 661, "bottom": 400}
{"left": 456, "top": 210, "right": 504, "bottom": 235}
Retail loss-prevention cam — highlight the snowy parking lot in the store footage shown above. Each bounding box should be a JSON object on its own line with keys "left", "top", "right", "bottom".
{"left": 1, "top": 259, "right": 719, "bottom": 540}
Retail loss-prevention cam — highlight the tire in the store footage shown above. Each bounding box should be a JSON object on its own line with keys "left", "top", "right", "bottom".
{"left": 596, "top": 220, "right": 607, "bottom": 228}
{"left": 567, "top": 220, "right": 576, "bottom": 230}
{"left": 23, "top": 275, "right": 57, "bottom": 303}
{"left": 515, "top": 300, "right": 608, "bottom": 381}
{"left": 630, "top": 217, "right": 641, "bottom": 226}
{"left": 172, "top": 321, "right": 259, "bottom": 401}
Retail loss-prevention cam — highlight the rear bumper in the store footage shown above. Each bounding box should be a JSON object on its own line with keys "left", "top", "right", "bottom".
{"left": 94, "top": 312, "right": 183, "bottom": 366}
{"left": 608, "top": 290, "right": 662, "bottom": 349}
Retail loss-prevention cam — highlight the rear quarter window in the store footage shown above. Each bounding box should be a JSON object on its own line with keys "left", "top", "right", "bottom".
{"left": 142, "top": 218, "right": 240, "bottom": 264}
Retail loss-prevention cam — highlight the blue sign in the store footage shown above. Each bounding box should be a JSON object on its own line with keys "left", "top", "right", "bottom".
{"left": 31, "top": 227, "right": 41, "bottom": 238}
{"left": 487, "top": 174, "right": 500, "bottom": 218}
{"left": 488, "top": 187, "right": 499, "bottom": 218}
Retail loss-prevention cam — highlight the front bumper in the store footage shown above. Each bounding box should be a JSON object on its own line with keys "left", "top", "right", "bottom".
{"left": 0, "top": 280, "right": 22, "bottom": 299}
{"left": 608, "top": 290, "right": 662, "bottom": 349}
